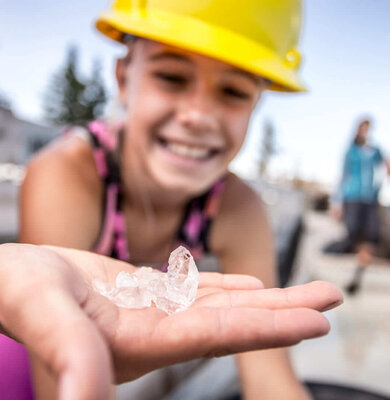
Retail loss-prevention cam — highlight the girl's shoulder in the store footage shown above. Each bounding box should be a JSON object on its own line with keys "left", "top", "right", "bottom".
{"left": 209, "top": 174, "right": 275, "bottom": 278}
{"left": 211, "top": 173, "right": 268, "bottom": 249}
{"left": 220, "top": 173, "right": 264, "bottom": 213}
{"left": 19, "top": 129, "right": 102, "bottom": 248}
{"left": 27, "top": 130, "right": 100, "bottom": 195}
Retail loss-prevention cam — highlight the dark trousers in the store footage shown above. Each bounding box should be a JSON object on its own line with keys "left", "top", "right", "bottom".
{"left": 343, "top": 201, "right": 380, "bottom": 246}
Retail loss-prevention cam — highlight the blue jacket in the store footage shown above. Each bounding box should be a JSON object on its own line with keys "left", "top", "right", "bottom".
{"left": 339, "top": 143, "right": 384, "bottom": 203}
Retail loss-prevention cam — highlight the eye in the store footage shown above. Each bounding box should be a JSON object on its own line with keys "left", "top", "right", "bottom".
{"left": 221, "top": 86, "right": 251, "bottom": 100}
{"left": 154, "top": 72, "right": 188, "bottom": 85}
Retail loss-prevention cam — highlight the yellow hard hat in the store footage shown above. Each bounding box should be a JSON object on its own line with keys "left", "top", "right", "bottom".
{"left": 96, "top": 0, "right": 306, "bottom": 92}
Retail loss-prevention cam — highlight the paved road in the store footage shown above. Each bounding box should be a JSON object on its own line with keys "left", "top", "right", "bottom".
{"left": 290, "top": 210, "right": 390, "bottom": 397}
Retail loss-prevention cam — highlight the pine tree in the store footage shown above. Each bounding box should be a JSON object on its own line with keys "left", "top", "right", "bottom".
{"left": 82, "top": 59, "right": 107, "bottom": 121}
{"left": 43, "top": 46, "right": 107, "bottom": 125}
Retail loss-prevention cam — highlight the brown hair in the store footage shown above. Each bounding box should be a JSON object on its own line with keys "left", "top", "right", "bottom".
{"left": 353, "top": 119, "right": 371, "bottom": 146}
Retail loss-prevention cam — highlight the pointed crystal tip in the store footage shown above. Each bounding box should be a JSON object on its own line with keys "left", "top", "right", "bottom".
{"left": 93, "top": 246, "right": 199, "bottom": 314}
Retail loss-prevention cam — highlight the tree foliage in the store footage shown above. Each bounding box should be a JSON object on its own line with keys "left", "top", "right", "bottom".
{"left": 43, "top": 46, "right": 107, "bottom": 125}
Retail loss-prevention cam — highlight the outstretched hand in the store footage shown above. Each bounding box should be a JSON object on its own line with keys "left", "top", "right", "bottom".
{"left": 0, "top": 243, "right": 343, "bottom": 400}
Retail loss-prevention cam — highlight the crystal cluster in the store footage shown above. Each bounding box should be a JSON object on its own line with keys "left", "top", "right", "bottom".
{"left": 93, "top": 246, "right": 199, "bottom": 314}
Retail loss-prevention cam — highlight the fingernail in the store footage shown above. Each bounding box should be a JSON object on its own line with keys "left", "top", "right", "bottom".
{"left": 321, "top": 299, "right": 344, "bottom": 312}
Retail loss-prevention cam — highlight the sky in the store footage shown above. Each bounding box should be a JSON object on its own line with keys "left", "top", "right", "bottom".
{"left": 1, "top": 0, "right": 390, "bottom": 189}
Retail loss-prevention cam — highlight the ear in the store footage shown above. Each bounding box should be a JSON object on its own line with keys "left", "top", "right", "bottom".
{"left": 115, "top": 58, "right": 128, "bottom": 104}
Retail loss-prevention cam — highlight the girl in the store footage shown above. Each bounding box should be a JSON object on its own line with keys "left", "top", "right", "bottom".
{"left": 20, "top": 0, "right": 312, "bottom": 398}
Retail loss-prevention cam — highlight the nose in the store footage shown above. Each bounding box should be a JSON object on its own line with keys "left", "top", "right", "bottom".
{"left": 176, "top": 86, "right": 219, "bottom": 133}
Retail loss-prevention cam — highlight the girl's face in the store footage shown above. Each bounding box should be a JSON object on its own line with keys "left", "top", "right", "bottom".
{"left": 117, "top": 39, "right": 268, "bottom": 196}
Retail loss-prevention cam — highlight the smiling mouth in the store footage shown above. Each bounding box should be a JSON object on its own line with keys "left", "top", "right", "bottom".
{"left": 156, "top": 136, "right": 221, "bottom": 160}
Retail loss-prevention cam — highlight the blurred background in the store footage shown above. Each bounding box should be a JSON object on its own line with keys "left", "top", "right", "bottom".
{"left": 1, "top": 1, "right": 390, "bottom": 399}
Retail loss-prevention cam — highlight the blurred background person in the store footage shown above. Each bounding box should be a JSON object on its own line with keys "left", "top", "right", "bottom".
{"left": 329, "top": 118, "right": 390, "bottom": 293}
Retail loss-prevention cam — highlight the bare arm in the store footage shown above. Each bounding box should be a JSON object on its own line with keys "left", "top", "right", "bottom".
{"left": 212, "top": 175, "right": 312, "bottom": 399}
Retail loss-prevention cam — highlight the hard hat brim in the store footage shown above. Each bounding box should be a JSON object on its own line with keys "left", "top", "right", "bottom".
{"left": 96, "top": 9, "right": 307, "bottom": 92}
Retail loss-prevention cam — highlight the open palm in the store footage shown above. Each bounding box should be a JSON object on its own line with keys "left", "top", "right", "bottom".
{"left": 0, "top": 244, "right": 342, "bottom": 400}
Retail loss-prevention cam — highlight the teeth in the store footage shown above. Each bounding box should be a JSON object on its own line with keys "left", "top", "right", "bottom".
{"left": 166, "top": 142, "right": 210, "bottom": 159}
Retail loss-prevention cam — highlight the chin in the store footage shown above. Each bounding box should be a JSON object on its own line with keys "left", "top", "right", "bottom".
{"left": 152, "top": 170, "right": 219, "bottom": 197}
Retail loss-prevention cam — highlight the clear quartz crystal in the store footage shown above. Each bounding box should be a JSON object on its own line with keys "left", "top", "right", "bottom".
{"left": 93, "top": 246, "right": 199, "bottom": 314}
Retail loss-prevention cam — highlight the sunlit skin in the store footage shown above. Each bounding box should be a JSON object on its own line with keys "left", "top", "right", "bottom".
{"left": 117, "top": 39, "right": 269, "bottom": 202}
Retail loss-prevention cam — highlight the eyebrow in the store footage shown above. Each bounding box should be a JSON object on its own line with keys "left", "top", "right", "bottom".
{"left": 148, "top": 52, "right": 193, "bottom": 64}
{"left": 225, "top": 68, "right": 264, "bottom": 86}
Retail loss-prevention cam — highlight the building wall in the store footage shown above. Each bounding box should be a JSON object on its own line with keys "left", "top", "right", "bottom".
{"left": 0, "top": 107, "right": 23, "bottom": 164}
{"left": 0, "top": 106, "right": 62, "bottom": 241}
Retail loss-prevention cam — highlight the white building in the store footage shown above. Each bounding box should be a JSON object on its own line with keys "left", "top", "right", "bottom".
{"left": 0, "top": 106, "right": 61, "bottom": 242}
{"left": 0, "top": 105, "right": 61, "bottom": 165}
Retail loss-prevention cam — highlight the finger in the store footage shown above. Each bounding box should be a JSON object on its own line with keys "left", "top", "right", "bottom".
{"left": 194, "top": 281, "right": 343, "bottom": 312}
{"left": 0, "top": 244, "right": 113, "bottom": 400}
{"left": 148, "top": 306, "right": 330, "bottom": 363}
{"left": 199, "top": 272, "right": 264, "bottom": 290}
{"left": 10, "top": 287, "right": 113, "bottom": 400}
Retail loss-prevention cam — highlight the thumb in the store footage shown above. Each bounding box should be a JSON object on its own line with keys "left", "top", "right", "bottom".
{"left": 7, "top": 287, "right": 113, "bottom": 400}
{"left": 0, "top": 244, "right": 114, "bottom": 400}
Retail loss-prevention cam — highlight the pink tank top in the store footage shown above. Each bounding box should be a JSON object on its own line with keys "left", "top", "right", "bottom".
{"left": 0, "top": 334, "right": 34, "bottom": 399}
